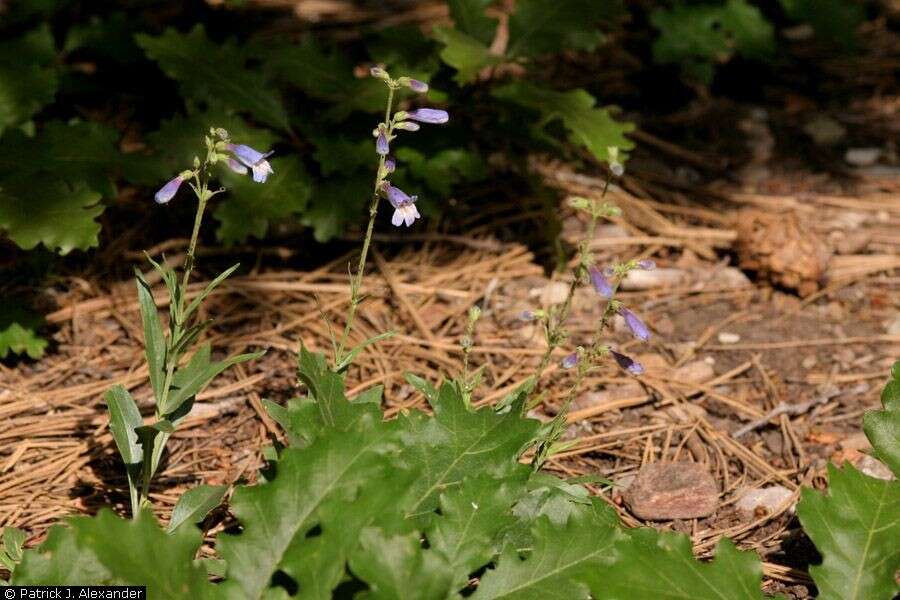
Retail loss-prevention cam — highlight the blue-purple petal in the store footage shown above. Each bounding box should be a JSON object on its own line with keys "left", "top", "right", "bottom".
{"left": 611, "top": 350, "right": 644, "bottom": 375}
{"left": 561, "top": 352, "right": 579, "bottom": 369}
{"left": 230, "top": 143, "right": 271, "bottom": 167}
{"left": 154, "top": 175, "right": 183, "bottom": 204}
{"left": 620, "top": 308, "right": 650, "bottom": 341}
{"left": 384, "top": 156, "right": 396, "bottom": 173}
{"left": 376, "top": 132, "right": 389, "bottom": 156}
{"left": 406, "top": 108, "right": 449, "bottom": 124}
{"left": 589, "top": 266, "right": 614, "bottom": 299}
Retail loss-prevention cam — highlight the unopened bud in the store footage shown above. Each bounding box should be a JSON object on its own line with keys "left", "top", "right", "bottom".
{"left": 370, "top": 66, "right": 390, "bottom": 80}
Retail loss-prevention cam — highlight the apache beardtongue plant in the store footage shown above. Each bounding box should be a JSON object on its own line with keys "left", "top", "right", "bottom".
{"left": 522, "top": 170, "right": 657, "bottom": 465}
{"left": 105, "top": 128, "right": 267, "bottom": 518}
{"left": 332, "top": 67, "right": 448, "bottom": 368}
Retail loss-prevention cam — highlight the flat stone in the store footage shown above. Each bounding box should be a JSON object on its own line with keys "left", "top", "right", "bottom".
{"left": 735, "top": 485, "right": 795, "bottom": 515}
{"left": 623, "top": 461, "right": 718, "bottom": 520}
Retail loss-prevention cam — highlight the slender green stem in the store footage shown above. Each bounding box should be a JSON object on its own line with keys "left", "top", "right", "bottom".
{"left": 136, "top": 168, "right": 210, "bottom": 515}
{"left": 335, "top": 86, "right": 396, "bottom": 365}
{"left": 528, "top": 211, "right": 599, "bottom": 398}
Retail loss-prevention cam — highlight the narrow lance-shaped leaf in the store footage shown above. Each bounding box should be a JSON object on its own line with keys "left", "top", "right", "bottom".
{"left": 167, "top": 484, "right": 228, "bottom": 534}
{"left": 134, "top": 271, "right": 167, "bottom": 404}
{"left": 335, "top": 330, "right": 395, "bottom": 372}
{"left": 104, "top": 385, "right": 143, "bottom": 512}
{"left": 182, "top": 262, "right": 240, "bottom": 322}
{"left": 162, "top": 344, "right": 265, "bottom": 416}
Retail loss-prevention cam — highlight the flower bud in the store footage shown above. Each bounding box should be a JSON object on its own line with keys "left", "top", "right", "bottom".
{"left": 589, "top": 266, "right": 614, "bottom": 299}
{"left": 398, "top": 77, "right": 429, "bottom": 93}
{"left": 561, "top": 352, "right": 579, "bottom": 369}
{"left": 394, "top": 121, "right": 420, "bottom": 131}
{"left": 611, "top": 350, "right": 644, "bottom": 375}
{"left": 636, "top": 259, "right": 656, "bottom": 270}
{"left": 154, "top": 175, "right": 184, "bottom": 204}
{"left": 370, "top": 66, "right": 390, "bottom": 80}
{"left": 406, "top": 108, "right": 449, "bottom": 124}
{"left": 619, "top": 308, "right": 650, "bottom": 341}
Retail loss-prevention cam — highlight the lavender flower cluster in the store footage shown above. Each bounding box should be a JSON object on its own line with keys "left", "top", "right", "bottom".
{"left": 370, "top": 67, "right": 449, "bottom": 227}
{"left": 154, "top": 128, "right": 275, "bottom": 204}
{"left": 561, "top": 259, "right": 655, "bottom": 376}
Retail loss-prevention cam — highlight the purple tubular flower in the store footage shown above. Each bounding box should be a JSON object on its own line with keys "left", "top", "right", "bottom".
{"left": 394, "top": 121, "right": 420, "bottom": 131}
{"left": 620, "top": 308, "right": 651, "bottom": 341}
{"left": 611, "top": 350, "right": 644, "bottom": 375}
{"left": 519, "top": 310, "right": 535, "bottom": 321}
{"left": 589, "top": 266, "right": 614, "bottom": 299}
{"left": 376, "top": 132, "right": 389, "bottom": 156}
{"left": 406, "top": 108, "right": 449, "bottom": 124}
{"left": 154, "top": 175, "right": 184, "bottom": 204}
{"left": 226, "top": 158, "right": 248, "bottom": 175}
{"left": 383, "top": 183, "right": 420, "bottom": 227}
{"left": 229, "top": 144, "right": 274, "bottom": 183}
{"left": 637, "top": 259, "right": 656, "bottom": 270}
{"left": 561, "top": 352, "right": 578, "bottom": 369}
{"left": 408, "top": 79, "right": 429, "bottom": 93}
{"left": 384, "top": 156, "right": 396, "bottom": 173}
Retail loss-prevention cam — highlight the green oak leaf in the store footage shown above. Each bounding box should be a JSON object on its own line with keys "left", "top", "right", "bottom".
{"left": 137, "top": 26, "right": 289, "bottom": 131}
{"left": 427, "top": 472, "right": 529, "bottom": 591}
{"left": 492, "top": 82, "right": 634, "bottom": 164}
{"left": 394, "top": 147, "right": 489, "bottom": 198}
{"left": 863, "top": 361, "right": 900, "bottom": 476}
{"left": 432, "top": 27, "right": 500, "bottom": 85}
{"left": 594, "top": 529, "right": 768, "bottom": 599}
{"left": 216, "top": 416, "right": 405, "bottom": 599}
{"left": 302, "top": 176, "right": 371, "bottom": 242}
{"left": 448, "top": 0, "right": 498, "bottom": 46}
{"left": 0, "top": 305, "right": 47, "bottom": 359}
{"left": 0, "top": 25, "right": 58, "bottom": 135}
{"left": 507, "top": 0, "right": 621, "bottom": 57}
{"left": 215, "top": 155, "right": 312, "bottom": 244}
{"left": 14, "top": 510, "right": 216, "bottom": 599}
{"left": 651, "top": 0, "right": 774, "bottom": 83}
{"left": 348, "top": 528, "right": 456, "bottom": 599}
{"left": 0, "top": 176, "right": 103, "bottom": 254}
{"left": 472, "top": 500, "right": 622, "bottom": 599}
{"left": 262, "top": 38, "right": 385, "bottom": 120}
{"left": 798, "top": 463, "right": 900, "bottom": 600}
{"left": 398, "top": 381, "right": 540, "bottom": 521}
{"left": 0, "top": 121, "right": 120, "bottom": 198}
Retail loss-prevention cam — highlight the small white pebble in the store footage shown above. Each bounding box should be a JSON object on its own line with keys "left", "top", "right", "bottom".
{"left": 718, "top": 332, "right": 741, "bottom": 344}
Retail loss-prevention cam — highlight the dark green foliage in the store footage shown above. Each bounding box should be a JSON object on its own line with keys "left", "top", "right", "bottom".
{"left": 651, "top": 0, "right": 775, "bottom": 83}
{"left": 15, "top": 349, "right": 773, "bottom": 598}
{"left": 0, "top": 304, "right": 47, "bottom": 359}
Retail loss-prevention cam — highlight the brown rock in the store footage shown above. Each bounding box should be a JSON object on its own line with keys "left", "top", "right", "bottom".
{"left": 623, "top": 461, "right": 719, "bottom": 520}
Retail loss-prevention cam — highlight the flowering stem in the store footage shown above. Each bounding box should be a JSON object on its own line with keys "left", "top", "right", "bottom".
{"left": 528, "top": 210, "right": 600, "bottom": 401}
{"left": 336, "top": 85, "right": 396, "bottom": 365}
